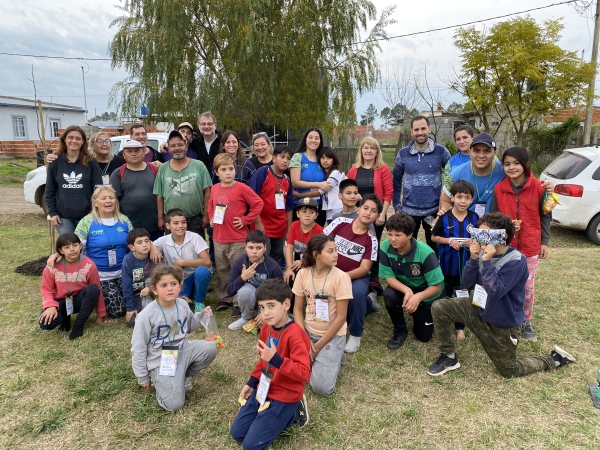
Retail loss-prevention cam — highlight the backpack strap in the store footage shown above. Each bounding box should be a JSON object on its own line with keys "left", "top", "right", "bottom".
{"left": 119, "top": 162, "right": 158, "bottom": 179}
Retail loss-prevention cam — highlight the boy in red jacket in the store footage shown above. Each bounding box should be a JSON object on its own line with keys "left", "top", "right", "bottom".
{"left": 231, "top": 279, "right": 311, "bottom": 449}
{"left": 39, "top": 233, "right": 106, "bottom": 340}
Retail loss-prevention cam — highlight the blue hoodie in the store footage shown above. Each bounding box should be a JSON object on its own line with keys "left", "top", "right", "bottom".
{"left": 393, "top": 138, "right": 450, "bottom": 216}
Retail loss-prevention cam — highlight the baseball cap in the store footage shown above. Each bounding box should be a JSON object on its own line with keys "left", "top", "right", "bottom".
{"left": 178, "top": 122, "right": 193, "bottom": 132}
{"left": 294, "top": 197, "right": 319, "bottom": 212}
{"left": 470, "top": 132, "right": 496, "bottom": 149}
{"left": 123, "top": 140, "right": 143, "bottom": 149}
{"left": 168, "top": 130, "right": 185, "bottom": 141}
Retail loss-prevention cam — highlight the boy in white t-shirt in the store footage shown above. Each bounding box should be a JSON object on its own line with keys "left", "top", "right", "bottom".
{"left": 152, "top": 209, "right": 212, "bottom": 312}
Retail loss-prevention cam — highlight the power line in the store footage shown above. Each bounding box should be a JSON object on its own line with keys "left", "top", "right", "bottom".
{"left": 0, "top": 1, "right": 580, "bottom": 61}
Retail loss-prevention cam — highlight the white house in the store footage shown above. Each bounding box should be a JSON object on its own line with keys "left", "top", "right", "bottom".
{"left": 0, "top": 96, "right": 86, "bottom": 157}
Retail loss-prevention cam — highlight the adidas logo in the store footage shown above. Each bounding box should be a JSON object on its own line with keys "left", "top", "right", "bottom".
{"left": 62, "top": 171, "right": 83, "bottom": 188}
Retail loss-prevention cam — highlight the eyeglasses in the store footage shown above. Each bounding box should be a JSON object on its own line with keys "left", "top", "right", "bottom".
{"left": 96, "top": 139, "right": 110, "bottom": 145}
{"left": 199, "top": 122, "right": 215, "bottom": 127}
{"left": 253, "top": 132, "right": 269, "bottom": 139}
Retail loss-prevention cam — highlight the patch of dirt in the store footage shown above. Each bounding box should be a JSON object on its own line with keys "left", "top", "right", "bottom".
{"left": 0, "top": 187, "right": 45, "bottom": 215}
{"left": 15, "top": 256, "right": 49, "bottom": 277}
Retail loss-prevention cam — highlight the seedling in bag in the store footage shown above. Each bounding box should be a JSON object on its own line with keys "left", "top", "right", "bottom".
{"left": 201, "top": 312, "right": 226, "bottom": 349}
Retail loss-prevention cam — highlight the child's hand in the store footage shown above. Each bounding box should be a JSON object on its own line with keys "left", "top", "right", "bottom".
{"left": 149, "top": 245, "right": 163, "bottom": 263}
{"left": 140, "top": 382, "right": 151, "bottom": 390}
{"left": 173, "top": 258, "right": 185, "bottom": 268}
{"left": 140, "top": 288, "right": 150, "bottom": 297}
{"left": 309, "top": 341, "right": 322, "bottom": 362}
{"left": 240, "top": 385, "right": 253, "bottom": 400}
{"left": 125, "top": 310, "right": 137, "bottom": 322}
{"left": 46, "top": 253, "right": 61, "bottom": 268}
{"left": 318, "top": 181, "right": 332, "bottom": 192}
{"left": 403, "top": 292, "right": 421, "bottom": 313}
{"left": 481, "top": 244, "right": 496, "bottom": 261}
{"left": 470, "top": 242, "right": 481, "bottom": 260}
{"left": 512, "top": 219, "right": 521, "bottom": 232}
{"left": 39, "top": 307, "right": 58, "bottom": 325}
{"left": 539, "top": 245, "right": 549, "bottom": 259}
{"left": 463, "top": 238, "right": 472, "bottom": 247}
{"left": 257, "top": 340, "right": 277, "bottom": 362}
{"left": 254, "top": 312, "right": 264, "bottom": 329}
{"left": 200, "top": 305, "right": 212, "bottom": 315}
{"left": 284, "top": 268, "right": 296, "bottom": 284}
{"left": 232, "top": 217, "right": 244, "bottom": 229}
{"left": 448, "top": 238, "right": 462, "bottom": 250}
{"left": 542, "top": 180, "right": 554, "bottom": 194}
{"left": 436, "top": 207, "right": 447, "bottom": 219}
{"left": 375, "top": 212, "right": 386, "bottom": 227}
{"left": 241, "top": 263, "right": 258, "bottom": 282}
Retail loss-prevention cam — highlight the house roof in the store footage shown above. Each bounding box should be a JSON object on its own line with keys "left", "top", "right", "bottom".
{"left": 88, "top": 120, "right": 121, "bottom": 128}
{"left": 0, "top": 95, "right": 86, "bottom": 112}
{"left": 545, "top": 106, "right": 600, "bottom": 124}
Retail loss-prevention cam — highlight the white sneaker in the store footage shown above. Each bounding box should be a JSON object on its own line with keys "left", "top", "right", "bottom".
{"left": 184, "top": 376, "right": 193, "bottom": 392}
{"left": 228, "top": 318, "right": 250, "bottom": 331}
{"left": 344, "top": 335, "right": 361, "bottom": 353}
{"left": 368, "top": 292, "right": 382, "bottom": 314}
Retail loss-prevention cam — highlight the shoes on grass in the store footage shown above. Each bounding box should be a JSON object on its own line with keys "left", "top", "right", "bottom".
{"left": 184, "top": 377, "right": 193, "bottom": 392}
{"left": 231, "top": 306, "right": 242, "bottom": 318}
{"left": 344, "top": 335, "right": 361, "bottom": 353}
{"left": 228, "top": 318, "right": 249, "bottom": 331}
{"left": 216, "top": 301, "right": 232, "bottom": 311}
{"left": 296, "top": 394, "right": 309, "bottom": 428}
{"left": 194, "top": 302, "right": 206, "bottom": 313}
{"left": 522, "top": 320, "right": 537, "bottom": 342}
{"left": 550, "top": 345, "right": 576, "bottom": 367}
{"left": 426, "top": 353, "right": 461, "bottom": 376}
{"left": 368, "top": 292, "right": 382, "bottom": 314}
{"left": 387, "top": 331, "right": 408, "bottom": 350}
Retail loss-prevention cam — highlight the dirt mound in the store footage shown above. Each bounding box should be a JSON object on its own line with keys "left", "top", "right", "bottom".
{"left": 15, "top": 256, "right": 49, "bottom": 277}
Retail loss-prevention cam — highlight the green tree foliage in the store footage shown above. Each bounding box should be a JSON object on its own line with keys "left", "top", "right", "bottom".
{"left": 523, "top": 115, "right": 581, "bottom": 158}
{"left": 450, "top": 17, "right": 595, "bottom": 146}
{"left": 89, "top": 112, "right": 118, "bottom": 122}
{"left": 108, "top": 0, "right": 395, "bottom": 133}
{"left": 378, "top": 103, "right": 418, "bottom": 127}
{"left": 360, "top": 103, "right": 378, "bottom": 126}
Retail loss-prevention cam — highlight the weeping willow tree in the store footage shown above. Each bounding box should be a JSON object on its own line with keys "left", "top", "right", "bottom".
{"left": 109, "top": 0, "right": 395, "bottom": 133}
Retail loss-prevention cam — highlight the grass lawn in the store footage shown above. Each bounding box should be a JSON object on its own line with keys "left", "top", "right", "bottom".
{"left": 0, "top": 158, "right": 37, "bottom": 186}
{"left": 1, "top": 164, "right": 599, "bottom": 449}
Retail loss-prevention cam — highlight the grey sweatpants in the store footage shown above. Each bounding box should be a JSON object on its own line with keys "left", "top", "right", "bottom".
{"left": 307, "top": 331, "right": 345, "bottom": 396}
{"left": 150, "top": 339, "right": 217, "bottom": 411}
{"left": 238, "top": 284, "right": 257, "bottom": 320}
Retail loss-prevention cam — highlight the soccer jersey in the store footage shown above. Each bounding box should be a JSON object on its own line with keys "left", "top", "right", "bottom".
{"left": 432, "top": 210, "right": 479, "bottom": 277}
{"left": 379, "top": 238, "right": 445, "bottom": 302}
{"left": 323, "top": 217, "right": 377, "bottom": 273}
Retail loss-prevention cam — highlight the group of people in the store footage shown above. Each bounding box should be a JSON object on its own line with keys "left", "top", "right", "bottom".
{"left": 38, "top": 113, "right": 576, "bottom": 450}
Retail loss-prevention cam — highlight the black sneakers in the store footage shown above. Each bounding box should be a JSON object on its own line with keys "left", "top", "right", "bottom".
{"left": 216, "top": 301, "right": 232, "bottom": 311}
{"left": 296, "top": 394, "right": 309, "bottom": 428}
{"left": 550, "top": 345, "right": 576, "bottom": 367}
{"left": 426, "top": 354, "right": 461, "bottom": 376}
{"left": 231, "top": 306, "right": 242, "bottom": 318}
{"left": 387, "top": 331, "right": 408, "bottom": 350}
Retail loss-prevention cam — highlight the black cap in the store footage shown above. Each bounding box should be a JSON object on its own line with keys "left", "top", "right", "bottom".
{"left": 470, "top": 132, "right": 496, "bottom": 149}
{"left": 168, "top": 130, "right": 185, "bottom": 141}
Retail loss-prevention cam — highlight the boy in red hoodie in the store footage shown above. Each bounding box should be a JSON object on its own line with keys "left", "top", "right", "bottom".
{"left": 39, "top": 233, "right": 106, "bottom": 340}
{"left": 230, "top": 279, "right": 311, "bottom": 449}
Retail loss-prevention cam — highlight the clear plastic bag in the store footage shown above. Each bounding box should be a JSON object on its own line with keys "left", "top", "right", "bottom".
{"left": 141, "top": 295, "right": 152, "bottom": 310}
{"left": 200, "top": 312, "right": 226, "bottom": 349}
{"left": 543, "top": 192, "right": 560, "bottom": 214}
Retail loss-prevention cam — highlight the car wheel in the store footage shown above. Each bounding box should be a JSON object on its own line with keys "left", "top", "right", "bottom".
{"left": 586, "top": 214, "right": 600, "bottom": 245}
{"left": 39, "top": 187, "right": 48, "bottom": 215}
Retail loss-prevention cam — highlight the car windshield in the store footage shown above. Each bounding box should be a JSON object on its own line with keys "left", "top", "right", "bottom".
{"left": 543, "top": 152, "right": 592, "bottom": 180}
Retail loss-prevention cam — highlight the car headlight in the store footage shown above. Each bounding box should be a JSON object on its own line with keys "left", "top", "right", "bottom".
{"left": 25, "top": 171, "right": 36, "bottom": 181}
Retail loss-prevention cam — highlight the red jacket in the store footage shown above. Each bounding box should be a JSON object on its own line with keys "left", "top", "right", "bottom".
{"left": 248, "top": 320, "right": 311, "bottom": 403}
{"left": 494, "top": 175, "right": 545, "bottom": 257}
{"left": 347, "top": 164, "right": 393, "bottom": 203}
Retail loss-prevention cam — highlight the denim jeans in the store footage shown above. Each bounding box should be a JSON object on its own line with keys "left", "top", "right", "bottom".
{"left": 54, "top": 217, "right": 79, "bottom": 236}
{"left": 180, "top": 266, "right": 212, "bottom": 305}
{"left": 347, "top": 276, "right": 372, "bottom": 337}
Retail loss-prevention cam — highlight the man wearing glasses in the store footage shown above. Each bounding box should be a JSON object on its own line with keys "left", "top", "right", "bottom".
{"left": 189, "top": 112, "right": 221, "bottom": 176}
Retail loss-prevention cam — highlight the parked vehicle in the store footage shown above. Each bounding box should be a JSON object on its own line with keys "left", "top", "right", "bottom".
{"left": 540, "top": 145, "right": 600, "bottom": 245}
{"left": 23, "top": 133, "right": 169, "bottom": 214}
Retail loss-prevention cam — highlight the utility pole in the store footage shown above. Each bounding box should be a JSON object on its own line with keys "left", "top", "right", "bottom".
{"left": 583, "top": 0, "right": 600, "bottom": 145}
{"left": 81, "top": 66, "right": 88, "bottom": 124}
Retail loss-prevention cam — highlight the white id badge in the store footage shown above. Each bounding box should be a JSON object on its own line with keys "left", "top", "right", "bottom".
{"left": 474, "top": 203, "right": 486, "bottom": 218}
{"left": 454, "top": 289, "right": 470, "bottom": 298}
{"left": 65, "top": 296, "right": 74, "bottom": 315}
{"left": 275, "top": 191, "right": 285, "bottom": 210}
{"left": 255, "top": 371, "right": 271, "bottom": 406}
{"left": 108, "top": 248, "right": 117, "bottom": 267}
{"left": 102, "top": 174, "right": 110, "bottom": 185}
{"left": 315, "top": 298, "right": 330, "bottom": 322}
{"left": 472, "top": 284, "right": 488, "bottom": 309}
{"left": 214, "top": 204, "right": 227, "bottom": 225}
{"left": 159, "top": 349, "right": 178, "bottom": 377}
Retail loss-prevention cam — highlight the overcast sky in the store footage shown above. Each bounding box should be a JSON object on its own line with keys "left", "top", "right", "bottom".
{"left": 0, "top": 0, "right": 596, "bottom": 126}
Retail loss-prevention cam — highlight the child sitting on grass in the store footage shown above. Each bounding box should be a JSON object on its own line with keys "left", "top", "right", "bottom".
{"left": 152, "top": 209, "right": 212, "bottom": 313}
{"left": 426, "top": 212, "right": 576, "bottom": 378}
{"left": 380, "top": 213, "right": 444, "bottom": 349}
{"left": 122, "top": 228, "right": 155, "bottom": 327}
{"left": 131, "top": 265, "right": 217, "bottom": 412}
{"left": 431, "top": 180, "right": 477, "bottom": 340}
{"left": 226, "top": 231, "right": 284, "bottom": 331}
{"left": 283, "top": 198, "right": 324, "bottom": 287}
{"left": 39, "top": 232, "right": 106, "bottom": 340}
{"left": 293, "top": 234, "right": 352, "bottom": 395}
{"left": 230, "top": 278, "right": 311, "bottom": 449}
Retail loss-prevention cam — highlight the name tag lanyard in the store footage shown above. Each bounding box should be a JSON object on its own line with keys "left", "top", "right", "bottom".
{"left": 101, "top": 220, "right": 119, "bottom": 266}
{"left": 63, "top": 259, "right": 82, "bottom": 314}
{"left": 100, "top": 157, "right": 114, "bottom": 176}
{"left": 471, "top": 163, "right": 493, "bottom": 207}
{"left": 311, "top": 266, "right": 332, "bottom": 297}
{"left": 473, "top": 247, "right": 510, "bottom": 308}
{"left": 217, "top": 181, "right": 236, "bottom": 205}
{"left": 171, "top": 235, "right": 188, "bottom": 258}
{"left": 247, "top": 256, "right": 269, "bottom": 278}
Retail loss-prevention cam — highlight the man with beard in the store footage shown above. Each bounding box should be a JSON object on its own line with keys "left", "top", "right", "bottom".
{"left": 153, "top": 131, "right": 212, "bottom": 235}
{"left": 189, "top": 112, "right": 221, "bottom": 176}
{"left": 393, "top": 116, "right": 450, "bottom": 252}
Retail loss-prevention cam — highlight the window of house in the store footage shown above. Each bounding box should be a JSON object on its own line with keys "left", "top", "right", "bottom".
{"left": 13, "top": 116, "right": 27, "bottom": 139}
{"left": 49, "top": 119, "right": 61, "bottom": 139}
{"left": 491, "top": 121, "right": 500, "bottom": 126}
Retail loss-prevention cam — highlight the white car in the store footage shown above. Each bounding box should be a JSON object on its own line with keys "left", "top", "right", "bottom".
{"left": 540, "top": 146, "right": 600, "bottom": 245}
{"left": 23, "top": 133, "right": 169, "bottom": 214}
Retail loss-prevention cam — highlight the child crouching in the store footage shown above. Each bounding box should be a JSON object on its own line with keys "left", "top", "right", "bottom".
{"left": 131, "top": 265, "right": 217, "bottom": 412}
{"left": 39, "top": 232, "right": 105, "bottom": 340}
{"left": 230, "top": 279, "right": 311, "bottom": 449}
